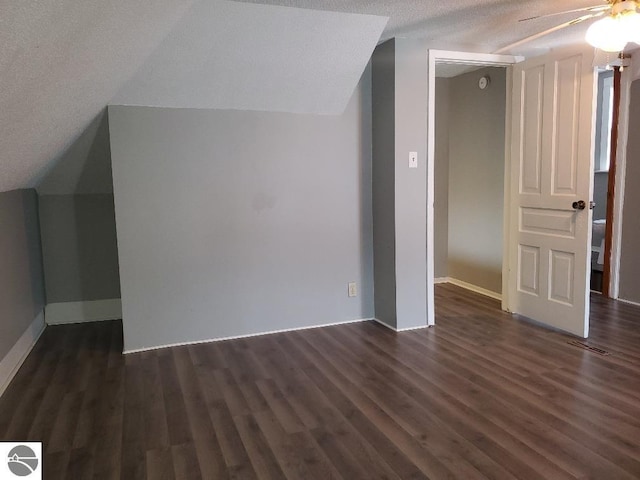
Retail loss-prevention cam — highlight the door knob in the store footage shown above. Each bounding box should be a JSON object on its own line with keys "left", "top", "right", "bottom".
{"left": 572, "top": 200, "right": 586, "bottom": 210}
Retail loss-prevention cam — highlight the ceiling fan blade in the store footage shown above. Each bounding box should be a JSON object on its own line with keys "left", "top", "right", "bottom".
{"left": 494, "top": 12, "right": 605, "bottom": 54}
{"left": 519, "top": 4, "right": 610, "bottom": 22}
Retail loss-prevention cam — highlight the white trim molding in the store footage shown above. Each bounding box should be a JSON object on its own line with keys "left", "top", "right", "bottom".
{"left": 617, "top": 297, "right": 640, "bottom": 308}
{"left": 397, "top": 324, "right": 430, "bottom": 332}
{"left": 373, "top": 318, "right": 430, "bottom": 333}
{"left": 427, "top": 49, "right": 520, "bottom": 329}
{"left": 124, "top": 317, "right": 372, "bottom": 354}
{"left": 374, "top": 318, "right": 398, "bottom": 331}
{"left": 45, "top": 298, "right": 122, "bottom": 325}
{"left": 609, "top": 63, "right": 634, "bottom": 299}
{"left": 0, "top": 310, "right": 45, "bottom": 397}
{"left": 441, "top": 277, "right": 502, "bottom": 301}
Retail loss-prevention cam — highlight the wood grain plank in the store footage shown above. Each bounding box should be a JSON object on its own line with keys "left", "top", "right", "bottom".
{"left": 146, "top": 447, "right": 175, "bottom": 480}
{"left": 233, "top": 413, "right": 286, "bottom": 480}
{"left": 172, "top": 347, "right": 231, "bottom": 479}
{"left": 172, "top": 443, "right": 202, "bottom": 480}
{"left": 2, "top": 288, "right": 640, "bottom": 479}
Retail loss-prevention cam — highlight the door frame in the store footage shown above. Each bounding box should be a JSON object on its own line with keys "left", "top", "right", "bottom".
{"left": 426, "top": 50, "right": 522, "bottom": 324}
{"left": 609, "top": 62, "right": 635, "bottom": 299}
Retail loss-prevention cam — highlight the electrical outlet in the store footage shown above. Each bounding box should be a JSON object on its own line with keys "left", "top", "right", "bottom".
{"left": 348, "top": 282, "right": 357, "bottom": 297}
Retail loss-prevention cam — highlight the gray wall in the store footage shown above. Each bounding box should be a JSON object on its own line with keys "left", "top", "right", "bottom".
{"left": 109, "top": 75, "right": 374, "bottom": 352}
{"left": 372, "top": 40, "right": 397, "bottom": 328}
{"left": 434, "top": 77, "right": 450, "bottom": 279}
{"left": 447, "top": 67, "right": 506, "bottom": 294}
{"left": 371, "top": 38, "right": 429, "bottom": 330}
{"left": 39, "top": 194, "right": 121, "bottom": 303}
{"left": 593, "top": 171, "right": 608, "bottom": 221}
{"left": 36, "top": 111, "right": 113, "bottom": 195}
{"left": 36, "top": 110, "right": 121, "bottom": 306}
{"left": 594, "top": 71, "right": 614, "bottom": 173}
{"left": 112, "top": 0, "right": 386, "bottom": 115}
{"left": 0, "top": 190, "right": 45, "bottom": 361}
{"left": 393, "top": 38, "right": 428, "bottom": 329}
{"left": 592, "top": 71, "right": 612, "bottom": 224}
{"left": 619, "top": 79, "right": 640, "bottom": 303}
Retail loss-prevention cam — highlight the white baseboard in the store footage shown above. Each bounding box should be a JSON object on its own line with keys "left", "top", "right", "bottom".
{"left": 0, "top": 310, "right": 45, "bottom": 397}
{"left": 443, "top": 277, "right": 502, "bottom": 301}
{"left": 434, "top": 277, "right": 449, "bottom": 284}
{"left": 373, "top": 318, "right": 430, "bottom": 332}
{"left": 373, "top": 318, "right": 397, "bottom": 331}
{"left": 397, "top": 324, "right": 430, "bottom": 332}
{"left": 45, "top": 298, "right": 122, "bottom": 325}
{"left": 124, "top": 317, "right": 373, "bottom": 354}
{"left": 617, "top": 298, "right": 640, "bottom": 308}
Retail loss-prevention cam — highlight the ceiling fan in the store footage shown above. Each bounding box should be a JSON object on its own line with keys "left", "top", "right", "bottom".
{"left": 495, "top": 0, "right": 640, "bottom": 53}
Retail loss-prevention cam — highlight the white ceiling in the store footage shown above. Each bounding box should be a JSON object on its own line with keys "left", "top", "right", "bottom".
{"left": 234, "top": 0, "right": 603, "bottom": 52}
{"left": 1, "top": 0, "right": 609, "bottom": 193}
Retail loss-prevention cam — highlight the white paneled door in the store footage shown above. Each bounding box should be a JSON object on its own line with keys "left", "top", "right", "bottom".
{"left": 508, "top": 47, "right": 596, "bottom": 338}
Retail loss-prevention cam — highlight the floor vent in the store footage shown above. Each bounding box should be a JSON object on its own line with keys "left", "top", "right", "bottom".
{"left": 567, "top": 340, "right": 611, "bottom": 356}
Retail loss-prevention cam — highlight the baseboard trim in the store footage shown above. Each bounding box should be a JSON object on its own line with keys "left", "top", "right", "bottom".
{"left": 373, "top": 318, "right": 429, "bottom": 332}
{"left": 397, "top": 324, "right": 430, "bottom": 332}
{"left": 0, "top": 310, "right": 45, "bottom": 398}
{"left": 434, "top": 277, "right": 449, "bottom": 284}
{"left": 445, "top": 277, "right": 502, "bottom": 301}
{"left": 373, "top": 318, "right": 397, "bottom": 331}
{"left": 45, "top": 299, "right": 122, "bottom": 325}
{"left": 124, "top": 317, "right": 373, "bottom": 354}
{"left": 617, "top": 298, "right": 640, "bottom": 308}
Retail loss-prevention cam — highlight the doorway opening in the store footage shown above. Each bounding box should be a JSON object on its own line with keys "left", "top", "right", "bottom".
{"left": 433, "top": 64, "right": 507, "bottom": 301}
{"left": 590, "top": 69, "right": 614, "bottom": 293}
{"left": 428, "top": 49, "right": 634, "bottom": 338}
{"left": 426, "top": 50, "right": 519, "bottom": 325}
{"left": 590, "top": 61, "right": 629, "bottom": 300}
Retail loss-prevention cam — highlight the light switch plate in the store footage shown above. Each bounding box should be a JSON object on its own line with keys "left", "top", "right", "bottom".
{"left": 409, "top": 152, "right": 418, "bottom": 169}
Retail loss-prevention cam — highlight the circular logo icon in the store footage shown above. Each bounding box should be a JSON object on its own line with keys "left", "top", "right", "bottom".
{"left": 7, "top": 445, "right": 39, "bottom": 476}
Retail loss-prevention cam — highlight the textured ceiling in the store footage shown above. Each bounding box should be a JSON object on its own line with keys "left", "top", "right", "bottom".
{"left": 1, "top": 0, "right": 609, "bottom": 193}
{"left": 1, "top": 0, "right": 197, "bottom": 193}
{"left": 234, "top": 0, "right": 605, "bottom": 52}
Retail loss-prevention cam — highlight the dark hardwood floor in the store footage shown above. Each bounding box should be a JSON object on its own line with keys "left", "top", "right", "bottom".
{"left": 2, "top": 284, "right": 640, "bottom": 479}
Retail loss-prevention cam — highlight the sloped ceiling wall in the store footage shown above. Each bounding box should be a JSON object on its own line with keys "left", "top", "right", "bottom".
{"left": 33, "top": 0, "right": 386, "bottom": 194}
{"left": 2, "top": 0, "right": 385, "bottom": 193}
{"left": 1, "top": 0, "right": 198, "bottom": 193}
{"left": 113, "top": 1, "right": 387, "bottom": 114}
{"left": 0, "top": 0, "right": 609, "bottom": 193}
{"left": 37, "top": 110, "right": 114, "bottom": 195}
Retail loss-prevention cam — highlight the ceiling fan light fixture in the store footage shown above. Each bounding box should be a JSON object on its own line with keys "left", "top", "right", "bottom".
{"left": 586, "top": 16, "right": 628, "bottom": 51}
{"left": 585, "top": 1, "right": 640, "bottom": 52}
{"left": 621, "top": 10, "right": 640, "bottom": 43}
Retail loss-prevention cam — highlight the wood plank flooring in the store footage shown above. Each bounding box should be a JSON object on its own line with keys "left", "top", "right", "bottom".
{"left": 2, "top": 284, "right": 640, "bottom": 479}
